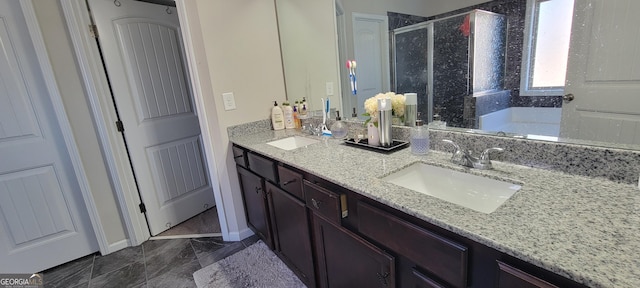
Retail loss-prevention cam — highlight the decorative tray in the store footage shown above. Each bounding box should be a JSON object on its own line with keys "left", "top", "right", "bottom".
{"left": 343, "top": 138, "right": 409, "bottom": 153}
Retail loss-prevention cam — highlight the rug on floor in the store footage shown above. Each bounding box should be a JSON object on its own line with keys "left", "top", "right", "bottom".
{"left": 192, "top": 240, "right": 306, "bottom": 288}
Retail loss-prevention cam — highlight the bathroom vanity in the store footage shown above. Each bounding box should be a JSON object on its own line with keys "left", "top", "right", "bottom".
{"left": 229, "top": 127, "right": 639, "bottom": 288}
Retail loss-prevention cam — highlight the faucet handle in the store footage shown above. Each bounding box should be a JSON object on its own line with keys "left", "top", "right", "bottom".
{"left": 475, "top": 147, "right": 503, "bottom": 170}
{"left": 442, "top": 139, "right": 469, "bottom": 166}
{"left": 480, "top": 147, "right": 504, "bottom": 161}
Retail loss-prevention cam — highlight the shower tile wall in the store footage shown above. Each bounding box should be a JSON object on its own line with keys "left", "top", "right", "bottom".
{"left": 392, "top": 27, "right": 429, "bottom": 123}
{"left": 388, "top": 0, "right": 561, "bottom": 109}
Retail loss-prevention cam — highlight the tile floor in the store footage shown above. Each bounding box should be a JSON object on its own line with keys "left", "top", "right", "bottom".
{"left": 156, "top": 208, "right": 221, "bottom": 237}
{"left": 40, "top": 235, "right": 260, "bottom": 288}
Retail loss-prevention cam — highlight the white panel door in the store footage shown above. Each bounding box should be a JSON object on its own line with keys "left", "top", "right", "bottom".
{"left": 560, "top": 0, "right": 640, "bottom": 144}
{"left": 89, "top": 0, "right": 214, "bottom": 235}
{"left": 0, "top": 0, "right": 98, "bottom": 272}
{"left": 352, "top": 13, "right": 390, "bottom": 117}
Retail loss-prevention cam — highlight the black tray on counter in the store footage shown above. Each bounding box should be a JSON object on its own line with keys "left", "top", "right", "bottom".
{"left": 343, "top": 138, "right": 409, "bottom": 153}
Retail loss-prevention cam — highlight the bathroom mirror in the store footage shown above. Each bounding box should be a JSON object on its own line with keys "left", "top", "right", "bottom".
{"left": 275, "top": 0, "right": 640, "bottom": 149}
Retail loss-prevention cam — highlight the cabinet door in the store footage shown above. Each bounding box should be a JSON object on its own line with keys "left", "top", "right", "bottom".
{"left": 237, "top": 166, "right": 273, "bottom": 248}
{"left": 312, "top": 213, "right": 395, "bottom": 288}
{"left": 267, "top": 182, "right": 315, "bottom": 286}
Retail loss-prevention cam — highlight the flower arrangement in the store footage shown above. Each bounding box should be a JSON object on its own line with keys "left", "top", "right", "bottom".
{"left": 363, "top": 92, "right": 406, "bottom": 126}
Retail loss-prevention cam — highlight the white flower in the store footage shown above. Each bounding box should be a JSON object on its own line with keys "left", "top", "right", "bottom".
{"left": 390, "top": 93, "right": 406, "bottom": 117}
{"left": 363, "top": 92, "right": 406, "bottom": 122}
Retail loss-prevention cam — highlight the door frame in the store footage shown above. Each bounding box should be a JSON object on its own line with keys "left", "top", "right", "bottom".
{"left": 16, "top": 0, "right": 103, "bottom": 251}
{"left": 60, "top": 0, "right": 228, "bottom": 249}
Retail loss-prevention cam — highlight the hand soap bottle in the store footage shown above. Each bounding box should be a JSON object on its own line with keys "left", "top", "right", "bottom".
{"left": 282, "top": 102, "right": 295, "bottom": 129}
{"left": 330, "top": 111, "right": 348, "bottom": 139}
{"left": 410, "top": 113, "right": 429, "bottom": 155}
{"left": 271, "top": 101, "right": 285, "bottom": 130}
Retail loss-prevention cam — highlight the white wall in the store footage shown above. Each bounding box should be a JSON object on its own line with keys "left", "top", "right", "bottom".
{"left": 276, "top": 0, "right": 341, "bottom": 111}
{"left": 190, "top": 0, "right": 287, "bottom": 239}
{"left": 31, "top": 1, "right": 127, "bottom": 245}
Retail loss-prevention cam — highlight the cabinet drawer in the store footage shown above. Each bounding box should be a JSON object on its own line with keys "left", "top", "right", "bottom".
{"left": 358, "top": 202, "right": 468, "bottom": 288}
{"left": 303, "top": 180, "right": 347, "bottom": 224}
{"left": 412, "top": 268, "right": 446, "bottom": 288}
{"left": 277, "top": 165, "right": 304, "bottom": 200}
{"left": 497, "top": 261, "right": 558, "bottom": 288}
{"left": 247, "top": 152, "right": 278, "bottom": 183}
{"left": 232, "top": 145, "right": 247, "bottom": 168}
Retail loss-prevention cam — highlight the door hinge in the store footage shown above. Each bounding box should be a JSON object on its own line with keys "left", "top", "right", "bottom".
{"left": 139, "top": 203, "right": 146, "bottom": 213}
{"left": 89, "top": 24, "right": 99, "bottom": 39}
{"left": 115, "top": 120, "right": 124, "bottom": 132}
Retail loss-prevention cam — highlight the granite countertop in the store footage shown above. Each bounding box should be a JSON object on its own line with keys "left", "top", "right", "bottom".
{"left": 229, "top": 128, "right": 640, "bottom": 288}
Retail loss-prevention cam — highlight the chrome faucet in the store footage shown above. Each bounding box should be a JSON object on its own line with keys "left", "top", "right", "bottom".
{"left": 303, "top": 123, "right": 321, "bottom": 136}
{"left": 441, "top": 139, "right": 503, "bottom": 170}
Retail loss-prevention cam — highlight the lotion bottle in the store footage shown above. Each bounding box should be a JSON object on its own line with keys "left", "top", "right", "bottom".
{"left": 282, "top": 102, "right": 295, "bottom": 129}
{"left": 271, "top": 101, "right": 285, "bottom": 130}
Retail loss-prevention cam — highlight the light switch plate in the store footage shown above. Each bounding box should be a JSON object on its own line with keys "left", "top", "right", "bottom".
{"left": 222, "top": 92, "right": 236, "bottom": 111}
{"left": 326, "top": 82, "right": 334, "bottom": 96}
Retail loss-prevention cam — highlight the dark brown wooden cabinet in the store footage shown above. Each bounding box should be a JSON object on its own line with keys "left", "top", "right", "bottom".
{"left": 311, "top": 213, "right": 396, "bottom": 288}
{"left": 232, "top": 144, "right": 588, "bottom": 288}
{"left": 412, "top": 268, "right": 446, "bottom": 288}
{"left": 266, "top": 181, "right": 315, "bottom": 286}
{"left": 358, "top": 201, "right": 468, "bottom": 288}
{"left": 237, "top": 165, "right": 273, "bottom": 249}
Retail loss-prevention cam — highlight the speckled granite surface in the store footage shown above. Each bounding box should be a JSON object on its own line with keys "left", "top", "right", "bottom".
{"left": 229, "top": 124, "right": 640, "bottom": 288}
{"left": 246, "top": 117, "right": 640, "bottom": 184}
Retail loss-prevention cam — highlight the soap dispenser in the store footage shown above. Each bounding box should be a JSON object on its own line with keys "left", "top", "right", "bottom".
{"left": 330, "top": 111, "right": 348, "bottom": 139}
{"left": 271, "top": 101, "right": 285, "bottom": 130}
{"left": 282, "top": 102, "right": 295, "bottom": 129}
{"left": 410, "top": 113, "right": 429, "bottom": 155}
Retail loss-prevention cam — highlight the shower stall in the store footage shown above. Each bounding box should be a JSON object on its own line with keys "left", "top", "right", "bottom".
{"left": 392, "top": 9, "right": 508, "bottom": 128}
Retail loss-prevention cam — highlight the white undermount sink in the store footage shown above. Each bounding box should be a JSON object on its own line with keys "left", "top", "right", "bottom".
{"left": 266, "top": 136, "right": 320, "bottom": 150}
{"left": 382, "top": 163, "right": 522, "bottom": 213}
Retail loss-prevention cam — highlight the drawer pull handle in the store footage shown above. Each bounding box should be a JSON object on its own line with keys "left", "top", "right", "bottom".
{"left": 234, "top": 154, "right": 243, "bottom": 159}
{"left": 255, "top": 187, "right": 262, "bottom": 194}
{"left": 282, "top": 179, "right": 296, "bottom": 186}
{"left": 376, "top": 271, "right": 390, "bottom": 286}
{"left": 311, "top": 198, "right": 322, "bottom": 209}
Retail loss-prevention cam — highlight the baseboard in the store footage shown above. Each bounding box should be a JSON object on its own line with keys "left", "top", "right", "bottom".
{"left": 103, "top": 239, "right": 130, "bottom": 255}
{"left": 149, "top": 233, "right": 222, "bottom": 240}
{"left": 227, "top": 228, "right": 254, "bottom": 241}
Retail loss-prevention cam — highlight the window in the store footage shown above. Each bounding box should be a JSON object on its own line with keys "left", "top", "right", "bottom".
{"left": 520, "top": 0, "right": 575, "bottom": 96}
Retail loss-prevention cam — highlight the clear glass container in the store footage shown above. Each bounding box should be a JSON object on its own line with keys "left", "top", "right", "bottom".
{"left": 330, "top": 111, "right": 348, "bottom": 139}
{"left": 410, "top": 117, "right": 429, "bottom": 155}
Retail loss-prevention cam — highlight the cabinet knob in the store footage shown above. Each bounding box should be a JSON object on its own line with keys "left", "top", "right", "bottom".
{"left": 282, "top": 179, "right": 296, "bottom": 186}
{"left": 563, "top": 93, "right": 575, "bottom": 102}
{"left": 311, "top": 198, "right": 322, "bottom": 209}
{"left": 255, "top": 187, "right": 262, "bottom": 194}
{"left": 376, "top": 271, "right": 390, "bottom": 286}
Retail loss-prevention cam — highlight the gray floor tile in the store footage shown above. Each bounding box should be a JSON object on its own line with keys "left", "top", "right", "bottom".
{"left": 143, "top": 239, "right": 197, "bottom": 280}
{"left": 146, "top": 259, "right": 200, "bottom": 288}
{"left": 89, "top": 262, "right": 146, "bottom": 288}
{"left": 42, "top": 254, "right": 94, "bottom": 288}
{"left": 68, "top": 282, "right": 90, "bottom": 288}
{"left": 142, "top": 238, "right": 190, "bottom": 258}
{"left": 195, "top": 240, "right": 246, "bottom": 268}
{"left": 189, "top": 237, "right": 229, "bottom": 257}
{"left": 92, "top": 246, "right": 143, "bottom": 278}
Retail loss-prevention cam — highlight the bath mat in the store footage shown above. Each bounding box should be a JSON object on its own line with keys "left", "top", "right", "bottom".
{"left": 192, "top": 240, "right": 306, "bottom": 288}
